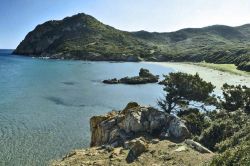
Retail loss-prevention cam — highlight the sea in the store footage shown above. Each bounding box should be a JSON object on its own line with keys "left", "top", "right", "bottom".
{"left": 0, "top": 49, "right": 173, "bottom": 165}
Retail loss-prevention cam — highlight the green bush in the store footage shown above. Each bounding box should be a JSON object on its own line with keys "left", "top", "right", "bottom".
{"left": 216, "top": 123, "right": 250, "bottom": 153}
{"left": 211, "top": 141, "right": 250, "bottom": 166}
{"left": 221, "top": 84, "right": 250, "bottom": 113}
{"left": 199, "top": 111, "right": 246, "bottom": 151}
{"left": 177, "top": 108, "right": 209, "bottom": 136}
{"left": 199, "top": 121, "right": 230, "bottom": 151}
{"left": 237, "top": 61, "right": 250, "bottom": 72}
{"left": 158, "top": 72, "right": 215, "bottom": 113}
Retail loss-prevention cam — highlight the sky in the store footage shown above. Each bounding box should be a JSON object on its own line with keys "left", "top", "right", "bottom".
{"left": 1, "top": 0, "right": 250, "bottom": 49}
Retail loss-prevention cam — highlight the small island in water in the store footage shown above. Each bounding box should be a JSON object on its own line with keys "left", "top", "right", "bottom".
{"left": 52, "top": 71, "right": 250, "bottom": 166}
{"left": 1, "top": 2, "right": 250, "bottom": 166}
{"left": 103, "top": 68, "right": 159, "bottom": 84}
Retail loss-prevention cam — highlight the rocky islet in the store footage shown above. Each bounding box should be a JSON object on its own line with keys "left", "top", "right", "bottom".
{"left": 103, "top": 68, "right": 159, "bottom": 84}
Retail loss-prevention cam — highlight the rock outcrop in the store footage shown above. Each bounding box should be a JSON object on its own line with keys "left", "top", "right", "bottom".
{"left": 102, "top": 78, "right": 119, "bottom": 84}
{"left": 103, "top": 68, "right": 159, "bottom": 84}
{"left": 52, "top": 139, "right": 214, "bottom": 166}
{"left": 125, "top": 137, "right": 149, "bottom": 163}
{"left": 90, "top": 102, "right": 190, "bottom": 147}
{"left": 52, "top": 102, "right": 216, "bottom": 166}
{"left": 185, "top": 139, "right": 213, "bottom": 153}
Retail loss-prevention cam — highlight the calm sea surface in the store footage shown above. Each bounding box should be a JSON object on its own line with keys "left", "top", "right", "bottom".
{"left": 0, "top": 50, "right": 173, "bottom": 166}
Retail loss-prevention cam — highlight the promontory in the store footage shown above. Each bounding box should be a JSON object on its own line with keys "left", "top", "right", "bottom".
{"left": 14, "top": 13, "right": 250, "bottom": 71}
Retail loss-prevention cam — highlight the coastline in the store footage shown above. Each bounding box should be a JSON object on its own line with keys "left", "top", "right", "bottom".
{"left": 8, "top": 52, "right": 250, "bottom": 89}
{"left": 147, "top": 62, "right": 250, "bottom": 92}
{"left": 11, "top": 52, "right": 250, "bottom": 89}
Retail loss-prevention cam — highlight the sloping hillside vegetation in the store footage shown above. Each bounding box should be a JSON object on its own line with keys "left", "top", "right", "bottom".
{"left": 14, "top": 13, "right": 250, "bottom": 71}
{"left": 159, "top": 72, "right": 250, "bottom": 165}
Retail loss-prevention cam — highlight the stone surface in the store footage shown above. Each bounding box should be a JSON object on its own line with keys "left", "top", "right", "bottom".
{"left": 90, "top": 102, "right": 190, "bottom": 147}
{"left": 151, "top": 139, "right": 160, "bottom": 144}
{"left": 52, "top": 139, "right": 214, "bottom": 166}
{"left": 185, "top": 139, "right": 213, "bottom": 153}
{"left": 174, "top": 145, "right": 188, "bottom": 152}
{"left": 103, "top": 68, "right": 159, "bottom": 85}
{"left": 169, "top": 116, "right": 190, "bottom": 141}
{"left": 125, "top": 137, "right": 148, "bottom": 163}
{"left": 102, "top": 78, "right": 119, "bottom": 84}
{"left": 112, "top": 147, "right": 123, "bottom": 156}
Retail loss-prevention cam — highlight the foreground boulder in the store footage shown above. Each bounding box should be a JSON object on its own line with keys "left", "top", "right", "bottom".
{"left": 90, "top": 102, "right": 190, "bottom": 147}
{"left": 185, "top": 139, "right": 213, "bottom": 153}
{"left": 52, "top": 103, "right": 216, "bottom": 166}
{"left": 169, "top": 116, "right": 191, "bottom": 141}
{"left": 103, "top": 68, "right": 159, "bottom": 84}
{"left": 125, "top": 137, "right": 149, "bottom": 163}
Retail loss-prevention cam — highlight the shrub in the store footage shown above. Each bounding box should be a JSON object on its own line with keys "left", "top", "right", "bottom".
{"left": 199, "top": 110, "right": 248, "bottom": 151}
{"left": 158, "top": 72, "right": 215, "bottom": 113}
{"left": 177, "top": 108, "right": 210, "bottom": 136}
{"left": 221, "top": 84, "right": 250, "bottom": 113}
{"left": 237, "top": 61, "right": 250, "bottom": 72}
{"left": 211, "top": 141, "right": 250, "bottom": 166}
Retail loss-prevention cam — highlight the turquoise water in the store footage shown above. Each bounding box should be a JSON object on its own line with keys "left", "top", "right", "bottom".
{"left": 0, "top": 50, "right": 173, "bottom": 166}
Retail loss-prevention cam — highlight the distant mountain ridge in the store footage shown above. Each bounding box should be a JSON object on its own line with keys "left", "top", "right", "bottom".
{"left": 14, "top": 13, "right": 250, "bottom": 71}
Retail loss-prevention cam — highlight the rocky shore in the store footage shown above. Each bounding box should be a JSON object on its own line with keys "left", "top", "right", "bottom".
{"left": 103, "top": 68, "right": 159, "bottom": 84}
{"left": 52, "top": 102, "right": 214, "bottom": 166}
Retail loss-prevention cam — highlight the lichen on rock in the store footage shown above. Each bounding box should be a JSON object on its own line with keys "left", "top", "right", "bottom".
{"left": 52, "top": 102, "right": 216, "bottom": 166}
{"left": 90, "top": 102, "right": 190, "bottom": 147}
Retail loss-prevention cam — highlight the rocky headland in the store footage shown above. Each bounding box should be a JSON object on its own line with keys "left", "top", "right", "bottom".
{"left": 52, "top": 102, "right": 214, "bottom": 166}
{"left": 13, "top": 13, "right": 250, "bottom": 71}
{"left": 103, "top": 68, "right": 159, "bottom": 84}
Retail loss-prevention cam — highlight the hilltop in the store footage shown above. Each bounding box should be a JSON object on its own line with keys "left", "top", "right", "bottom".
{"left": 14, "top": 13, "right": 250, "bottom": 71}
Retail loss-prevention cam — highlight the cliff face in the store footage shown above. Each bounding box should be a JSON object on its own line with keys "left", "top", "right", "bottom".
{"left": 90, "top": 102, "right": 190, "bottom": 147}
{"left": 14, "top": 13, "right": 250, "bottom": 71}
{"left": 52, "top": 102, "right": 213, "bottom": 166}
{"left": 14, "top": 13, "right": 150, "bottom": 61}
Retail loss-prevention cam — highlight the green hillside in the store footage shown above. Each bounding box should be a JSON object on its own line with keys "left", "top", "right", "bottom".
{"left": 14, "top": 13, "right": 250, "bottom": 71}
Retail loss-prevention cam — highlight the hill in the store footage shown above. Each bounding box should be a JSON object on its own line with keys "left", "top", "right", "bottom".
{"left": 14, "top": 13, "right": 250, "bottom": 71}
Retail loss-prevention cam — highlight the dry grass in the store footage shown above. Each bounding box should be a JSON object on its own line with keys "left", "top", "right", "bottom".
{"left": 194, "top": 62, "right": 250, "bottom": 76}
{"left": 51, "top": 139, "right": 214, "bottom": 166}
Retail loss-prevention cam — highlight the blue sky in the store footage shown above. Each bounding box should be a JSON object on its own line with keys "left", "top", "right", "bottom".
{"left": 1, "top": 0, "right": 250, "bottom": 49}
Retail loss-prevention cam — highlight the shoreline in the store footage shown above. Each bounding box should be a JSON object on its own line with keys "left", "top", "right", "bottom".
{"left": 6, "top": 52, "right": 250, "bottom": 89}
{"left": 147, "top": 62, "right": 250, "bottom": 91}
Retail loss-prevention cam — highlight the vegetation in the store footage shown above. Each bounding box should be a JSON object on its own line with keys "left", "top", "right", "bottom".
{"left": 221, "top": 84, "right": 250, "bottom": 113}
{"left": 158, "top": 72, "right": 215, "bottom": 113}
{"left": 211, "top": 124, "right": 250, "bottom": 166}
{"left": 158, "top": 72, "right": 250, "bottom": 165}
{"left": 199, "top": 110, "right": 247, "bottom": 151}
{"left": 177, "top": 108, "right": 209, "bottom": 136}
{"left": 194, "top": 62, "right": 250, "bottom": 76}
{"left": 14, "top": 13, "right": 250, "bottom": 71}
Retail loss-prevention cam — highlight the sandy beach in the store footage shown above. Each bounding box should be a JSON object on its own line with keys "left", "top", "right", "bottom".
{"left": 147, "top": 62, "right": 250, "bottom": 93}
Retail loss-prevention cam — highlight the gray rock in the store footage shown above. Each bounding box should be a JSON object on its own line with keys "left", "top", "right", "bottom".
{"left": 125, "top": 138, "right": 148, "bottom": 163}
{"left": 102, "top": 78, "right": 119, "bottom": 84}
{"left": 90, "top": 102, "right": 190, "bottom": 147}
{"left": 103, "top": 68, "right": 159, "bottom": 85}
{"left": 169, "top": 116, "right": 190, "bottom": 141}
{"left": 185, "top": 139, "right": 213, "bottom": 153}
{"left": 151, "top": 139, "right": 160, "bottom": 144}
